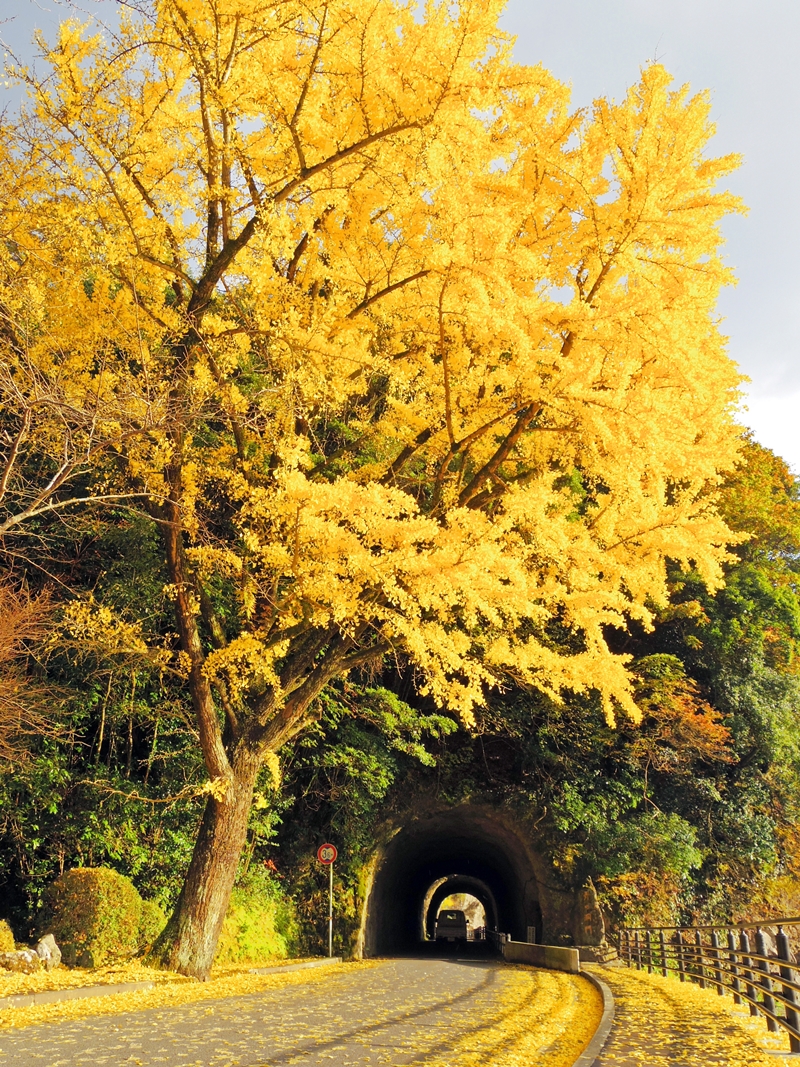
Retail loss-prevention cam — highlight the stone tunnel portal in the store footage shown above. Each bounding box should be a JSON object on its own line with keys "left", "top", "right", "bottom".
{"left": 362, "top": 808, "right": 543, "bottom": 956}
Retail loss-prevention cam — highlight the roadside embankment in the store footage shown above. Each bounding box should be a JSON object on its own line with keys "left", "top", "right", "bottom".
{"left": 588, "top": 964, "right": 785, "bottom": 1066}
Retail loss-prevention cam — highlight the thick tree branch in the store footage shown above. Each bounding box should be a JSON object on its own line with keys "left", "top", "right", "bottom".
{"left": 291, "top": 6, "right": 328, "bottom": 131}
{"left": 188, "top": 118, "right": 424, "bottom": 320}
{"left": 286, "top": 231, "right": 309, "bottom": 283}
{"left": 271, "top": 120, "right": 422, "bottom": 206}
{"left": 0, "top": 492, "right": 154, "bottom": 535}
{"left": 199, "top": 588, "right": 227, "bottom": 650}
{"left": 381, "top": 426, "right": 435, "bottom": 483}
{"left": 458, "top": 402, "right": 542, "bottom": 507}
{"left": 161, "top": 494, "right": 231, "bottom": 783}
{"left": 346, "top": 269, "right": 430, "bottom": 319}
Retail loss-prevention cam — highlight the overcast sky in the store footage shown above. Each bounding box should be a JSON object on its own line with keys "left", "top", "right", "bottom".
{"left": 2, "top": 0, "right": 799, "bottom": 471}
{"left": 501, "top": 0, "right": 800, "bottom": 472}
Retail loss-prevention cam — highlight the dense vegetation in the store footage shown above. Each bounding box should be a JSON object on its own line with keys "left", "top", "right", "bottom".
{"left": 0, "top": 0, "right": 793, "bottom": 970}
{"left": 275, "top": 440, "right": 800, "bottom": 942}
{"left": 1, "top": 439, "right": 798, "bottom": 952}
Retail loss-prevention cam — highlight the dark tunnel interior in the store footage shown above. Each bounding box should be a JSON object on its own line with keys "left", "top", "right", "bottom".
{"left": 363, "top": 809, "right": 542, "bottom": 956}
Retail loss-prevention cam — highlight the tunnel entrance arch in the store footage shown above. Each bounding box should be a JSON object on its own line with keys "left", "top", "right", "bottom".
{"left": 361, "top": 806, "right": 543, "bottom": 956}
{"left": 423, "top": 875, "right": 497, "bottom": 940}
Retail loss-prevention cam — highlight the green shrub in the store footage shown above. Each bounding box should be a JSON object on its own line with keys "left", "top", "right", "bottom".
{"left": 138, "top": 898, "right": 167, "bottom": 953}
{"left": 0, "top": 919, "right": 14, "bottom": 953}
{"left": 41, "top": 867, "right": 142, "bottom": 967}
{"left": 214, "top": 868, "right": 297, "bottom": 967}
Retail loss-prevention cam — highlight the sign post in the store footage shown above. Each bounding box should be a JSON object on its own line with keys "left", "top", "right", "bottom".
{"left": 317, "top": 843, "right": 338, "bottom": 957}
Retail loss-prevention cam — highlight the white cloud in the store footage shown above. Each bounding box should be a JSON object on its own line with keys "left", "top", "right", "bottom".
{"left": 739, "top": 389, "right": 800, "bottom": 474}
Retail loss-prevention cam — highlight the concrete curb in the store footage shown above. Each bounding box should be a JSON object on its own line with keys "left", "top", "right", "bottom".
{"left": 571, "top": 969, "right": 615, "bottom": 1067}
{"left": 0, "top": 957, "right": 343, "bottom": 1013}
{"left": 249, "top": 957, "right": 342, "bottom": 975}
{"left": 503, "top": 939, "right": 580, "bottom": 974}
{"left": 0, "top": 980, "right": 155, "bottom": 1011}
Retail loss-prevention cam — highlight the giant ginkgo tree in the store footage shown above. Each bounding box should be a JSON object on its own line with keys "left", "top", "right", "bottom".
{"left": 1, "top": 0, "right": 744, "bottom": 976}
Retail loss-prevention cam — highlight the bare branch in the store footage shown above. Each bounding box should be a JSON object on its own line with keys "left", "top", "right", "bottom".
{"left": 0, "top": 409, "right": 31, "bottom": 506}
{"left": 0, "top": 585, "right": 61, "bottom": 765}
{"left": 0, "top": 493, "right": 157, "bottom": 537}
{"left": 347, "top": 269, "right": 430, "bottom": 319}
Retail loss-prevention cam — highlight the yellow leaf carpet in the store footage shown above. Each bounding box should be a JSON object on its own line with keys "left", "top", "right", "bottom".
{"left": 0, "top": 958, "right": 600, "bottom": 1066}
{"left": 590, "top": 963, "right": 790, "bottom": 1067}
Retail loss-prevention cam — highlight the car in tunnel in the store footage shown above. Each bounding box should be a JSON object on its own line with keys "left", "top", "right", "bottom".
{"left": 435, "top": 909, "right": 468, "bottom": 943}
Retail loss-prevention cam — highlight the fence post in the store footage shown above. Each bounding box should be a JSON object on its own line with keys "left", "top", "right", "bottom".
{"left": 677, "top": 929, "right": 686, "bottom": 982}
{"left": 695, "top": 930, "right": 706, "bottom": 989}
{"left": 728, "top": 930, "right": 742, "bottom": 1005}
{"left": 777, "top": 926, "right": 800, "bottom": 1053}
{"left": 660, "top": 929, "right": 668, "bottom": 977}
{"left": 711, "top": 930, "right": 724, "bottom": 995}
{"left": 741, "top": 930, "right": 759, "bottom": 1017}
{"left": 634, "top": 930, "right": 642, "bottom": 969}
{"left": 755, "top": 928, "right": 779, "bottom": 1033}
{"left": 646, "top": 929, "right": 653, "bottom": 974}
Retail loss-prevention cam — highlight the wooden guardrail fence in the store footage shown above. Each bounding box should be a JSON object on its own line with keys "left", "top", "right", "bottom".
{"left": 620, "top": 917, "right": 800, "bottom": 1052}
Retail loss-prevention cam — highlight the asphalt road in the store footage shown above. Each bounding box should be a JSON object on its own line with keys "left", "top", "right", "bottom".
{"left": 0, "top": 957, "right": 546, "bottom": 1067}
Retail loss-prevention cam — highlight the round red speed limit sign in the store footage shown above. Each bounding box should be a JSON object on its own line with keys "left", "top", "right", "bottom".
{"left": 317, "top": 843, "right": 337, "bottom": 865}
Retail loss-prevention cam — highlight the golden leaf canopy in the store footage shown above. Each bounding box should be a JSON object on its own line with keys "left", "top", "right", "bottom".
{"left": 0, "top": 0, "right": 744, "bottom": 729}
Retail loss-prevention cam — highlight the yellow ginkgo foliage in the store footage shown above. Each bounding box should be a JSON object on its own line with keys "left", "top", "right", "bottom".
{"left": 0, "top": 0, "right": 744, "bottom": 976}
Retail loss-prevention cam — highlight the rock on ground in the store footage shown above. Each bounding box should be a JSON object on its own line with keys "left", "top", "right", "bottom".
{"left": 34, "top": 935, "right": 62, "bottom": 971}
{"left": 0, "top": 950, "right": 42, "bottom": 974}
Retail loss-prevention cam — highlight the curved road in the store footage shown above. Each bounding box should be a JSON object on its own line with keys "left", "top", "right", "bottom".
{"left": 0, "top": 957, "right": 597, "bottom": 1067}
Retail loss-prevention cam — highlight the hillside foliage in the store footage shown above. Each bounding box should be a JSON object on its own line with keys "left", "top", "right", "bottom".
{"left": 0, "top": 0, "right": 771, "bottom": 971}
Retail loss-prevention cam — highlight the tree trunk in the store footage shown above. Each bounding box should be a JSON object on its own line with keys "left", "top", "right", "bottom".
{"left": 150, "top": 748, "right": 261, "bottom": 980}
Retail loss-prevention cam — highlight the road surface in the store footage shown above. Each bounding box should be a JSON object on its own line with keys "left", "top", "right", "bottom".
{"left": 0, "top": 956, "right": 597, "bottom": 1067}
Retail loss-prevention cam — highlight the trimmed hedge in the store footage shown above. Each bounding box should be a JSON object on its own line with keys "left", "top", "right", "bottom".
{"left": 42, "top": 867, "right": 142, "bottom": 967}
{"left": 138, "top": 898, "right": 167, "bottom": 953}
{"left": 0, "top": 919, "right": 14, "bottom": 953}
{"left": 39, "top": 865, "right": 293, "bottom": 969}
